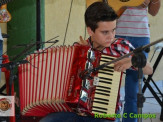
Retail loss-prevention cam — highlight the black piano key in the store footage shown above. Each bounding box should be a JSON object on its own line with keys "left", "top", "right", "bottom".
{"left": 99, "top": 77, "right": 112, "bottom": 81}
{"left": 94, "top": 97, "right": 109, "bottom": 102}
{"left": 95, "top": 88, "right": 110, "bottom": 93}
{"left": 99, "top": 80, "right": 112, "bottom": 84}
{"left": 100, "top": 59, "right": 110, "bottom": 63}
{"left": 95, "top": 92, "right": 110, "bottom": 96}
{"left": 100, "top": 66, "right": 114, "bottom": 71}
{"left": 92, "top": 106, "right": 108, "bottom": 111}
{"left": 100, "top": 58, "right": 114, "bottom": 62}
{"left": 99, "top": 68, "right": 114, "bottom": 73}
{"left": 105, "top": 66, "right": 114, "bottom": 69}
{"left": 98, "top": 71, "right": 113, "bottom": 76}
{"left": 93, "top": 100, "right": 108, "bottom": 105}
{"left": 92, "top": 109, "right": 107, "bottom": 114}
{"left": 96, "top": 85, "right": 111, "bottom": 90}
{"left": 101, "top": 56, "right": 114, "bottom": 60}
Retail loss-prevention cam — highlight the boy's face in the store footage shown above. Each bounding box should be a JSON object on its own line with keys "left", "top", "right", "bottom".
{"left": 87, "top": 20, "right": 116, "bottom": 50}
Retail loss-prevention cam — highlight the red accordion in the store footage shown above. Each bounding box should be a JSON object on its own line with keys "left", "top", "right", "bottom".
{"left": 18, "top": 45, "right": 122, "bottom": 118}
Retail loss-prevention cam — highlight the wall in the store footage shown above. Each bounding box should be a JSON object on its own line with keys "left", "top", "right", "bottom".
{"left": 45, "top": 0, "right": 87, "bottom": 47}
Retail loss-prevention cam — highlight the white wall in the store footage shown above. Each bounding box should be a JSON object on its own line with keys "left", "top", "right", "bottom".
{"left": 45, "top": 0, "right": 87, "bottom": 47}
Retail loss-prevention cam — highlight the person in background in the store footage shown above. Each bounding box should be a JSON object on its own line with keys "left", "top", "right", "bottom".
{"left": 40, "top": 2, "right": 153, "bottom": 122}
{"left": 115, "top": 0, "right": 161, "bottom": 122}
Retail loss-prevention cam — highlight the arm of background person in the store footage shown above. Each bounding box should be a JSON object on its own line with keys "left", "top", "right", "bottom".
{"left": 140, "top": 0, "right": 161, "bottom": 16}
{"left": 148, "top": 0, "right": 161, "bottom": 16}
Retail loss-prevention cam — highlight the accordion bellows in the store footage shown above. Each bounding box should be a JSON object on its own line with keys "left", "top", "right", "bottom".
{"left": 18, "top": 45, "right": 91, "bottom": 116}
{"left": 18, "top": 45, "right": 122, "bottom": 117}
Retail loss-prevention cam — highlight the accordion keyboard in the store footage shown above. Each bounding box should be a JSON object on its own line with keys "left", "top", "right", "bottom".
{"left": 92, "top": 55, "right": 121, "bottom": 115}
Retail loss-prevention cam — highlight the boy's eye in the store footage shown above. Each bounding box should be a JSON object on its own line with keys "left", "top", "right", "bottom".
{"left": 113, "top": 28, "right": 116, "bottom": 32}
{"left": 101, "top": 28, "right": 116, "bottom": 35}
{"left": 102, "top": 31, "right": 108, "bottom": 35}
{"left": 110, "top": 28, "right": 116, "bottom": 33}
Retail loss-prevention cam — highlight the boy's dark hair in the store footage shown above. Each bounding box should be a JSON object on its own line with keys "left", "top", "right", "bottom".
{"left": 85, "top": 2, "right": 118, "bottom": 32}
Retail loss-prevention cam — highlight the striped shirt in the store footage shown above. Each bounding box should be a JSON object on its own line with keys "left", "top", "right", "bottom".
{"left": 116, "top": 7, "right": 150, "bottom": 37}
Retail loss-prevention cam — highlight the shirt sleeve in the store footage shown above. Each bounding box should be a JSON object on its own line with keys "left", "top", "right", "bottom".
{"left": 120, "top": 38, "right": 135, "bottom": 53}
{"left": 113, "top": 38, "right": 135, "bottom": 56}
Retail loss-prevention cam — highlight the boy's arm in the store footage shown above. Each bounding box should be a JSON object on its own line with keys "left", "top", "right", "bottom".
{"left": 114, "top": 57, "right": 153, "bottom": 75}
{"left": 141, "top": 61, "right": 153, "bottom": 75}
{"left": 114, "top": 57, "right": 132, "bottom": 72}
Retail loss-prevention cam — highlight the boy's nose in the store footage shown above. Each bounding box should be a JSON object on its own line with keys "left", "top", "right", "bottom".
{"left": 107, "top": 31, "right": 114, "bottom": 38}
{"left": 107, "top": 34, "right": 114, "bottom": 40}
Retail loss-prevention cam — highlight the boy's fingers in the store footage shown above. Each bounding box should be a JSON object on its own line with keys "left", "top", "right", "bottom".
{"left": 80, "top": 36, "right": 84, "bottom": 42}
{"left": 79, "top": 36, "right": 88, "bottom": 45}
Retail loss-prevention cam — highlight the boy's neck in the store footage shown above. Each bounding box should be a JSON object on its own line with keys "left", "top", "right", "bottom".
{"left": 89, "top": 37, "right": 117, "bottom": 51}
{"left": 88, "top": 37, "right": 105, "bottom": 51}
{"left": 93, "top": 42, "right": 105, "bottom": 51}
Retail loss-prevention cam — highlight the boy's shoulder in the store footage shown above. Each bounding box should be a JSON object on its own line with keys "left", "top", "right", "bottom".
{"left": 113, "top": 38, "right": 131, "bottom": 45}
{"left": 105, "top": 37, "right": 135, "bottom": 56}
{"left": 113, "top": 38, "right": 134, "bottom": 49}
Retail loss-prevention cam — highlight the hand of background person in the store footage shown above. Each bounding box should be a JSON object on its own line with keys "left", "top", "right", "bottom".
{"left": 140, "top": 0, "right": 151, "bottom": 8}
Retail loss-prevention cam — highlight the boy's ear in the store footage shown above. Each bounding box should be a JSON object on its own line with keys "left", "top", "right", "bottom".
{"left": 87, "top": 27, "right": 93, "bottom": 36}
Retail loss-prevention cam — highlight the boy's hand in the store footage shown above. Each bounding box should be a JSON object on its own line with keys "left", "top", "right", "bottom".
{"left": 114, "top": 57, "right": 132, "bottom": 72}
{"left": 78, "top": 36, "right": 88, "bottom": 45}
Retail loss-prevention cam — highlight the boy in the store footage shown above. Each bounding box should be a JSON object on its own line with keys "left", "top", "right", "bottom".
{"left": 40, "top": 2, "right": 153, "bottom": 122}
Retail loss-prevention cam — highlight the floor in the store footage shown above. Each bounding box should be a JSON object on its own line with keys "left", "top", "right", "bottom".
{"left": 120, "top": 80, "right": 163, "bottom": 122}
